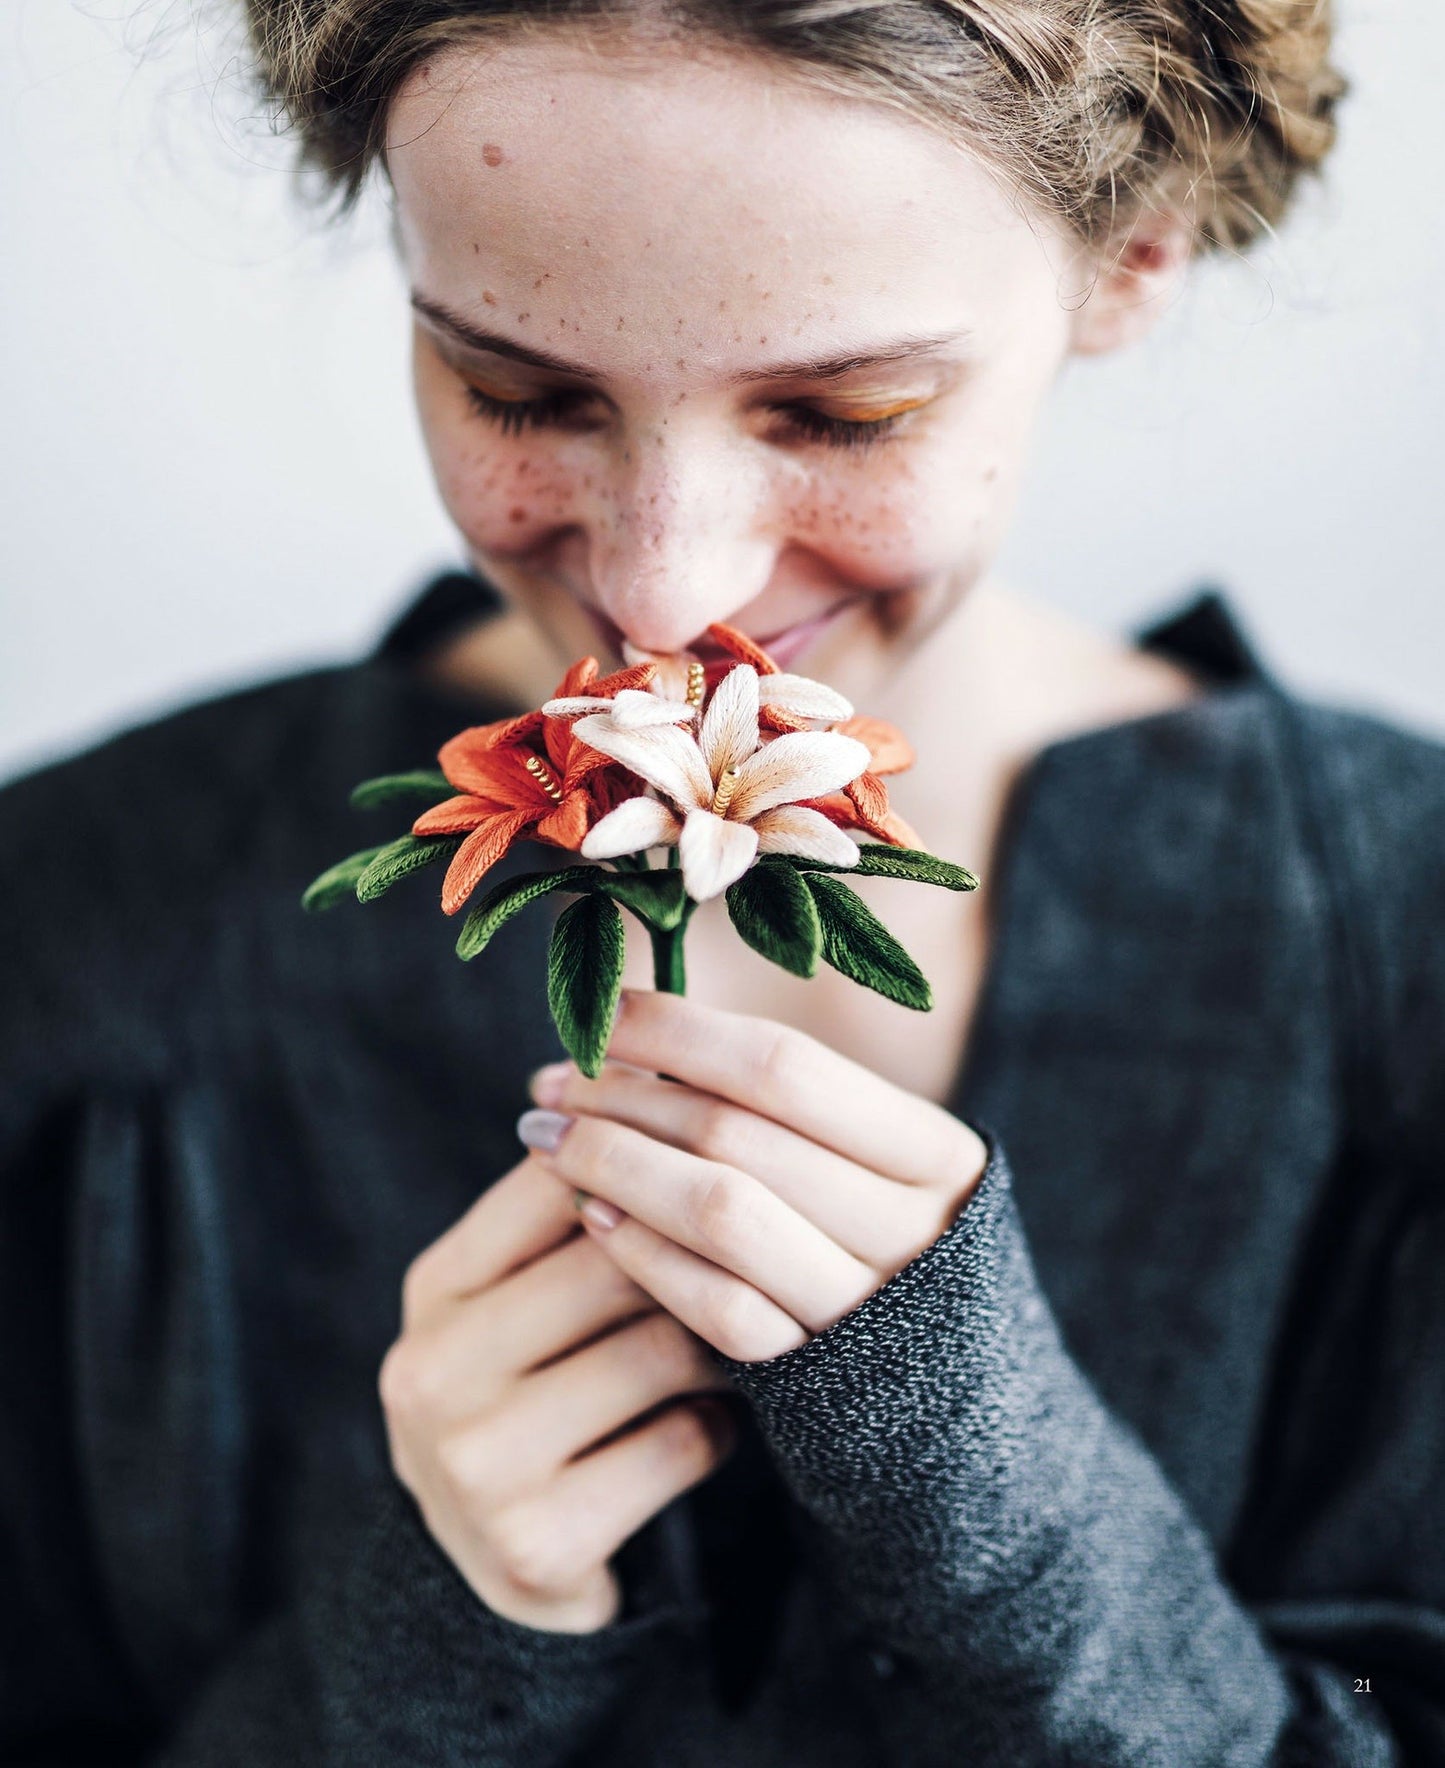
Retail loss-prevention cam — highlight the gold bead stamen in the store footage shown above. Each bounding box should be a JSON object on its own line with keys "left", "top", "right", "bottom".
{"left": 523, "top": 754, "right": 566, "bottom": 803}
{"left": 685, "top": 660, "right": 706, "bottom": 709}
{"left": 710, "top": 765, "right": 741, "bottom": 817}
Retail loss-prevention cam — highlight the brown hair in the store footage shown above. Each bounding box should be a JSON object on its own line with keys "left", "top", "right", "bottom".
{"left": 237, "top": 0, "right": 1347, "bottom": 261}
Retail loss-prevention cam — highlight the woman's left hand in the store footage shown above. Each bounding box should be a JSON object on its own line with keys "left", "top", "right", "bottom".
{"left": 518, "top": 987, "right": 989, "bottom": 1363}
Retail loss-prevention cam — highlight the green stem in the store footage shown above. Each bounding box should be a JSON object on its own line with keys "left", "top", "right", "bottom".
{"left": 650, "top": 921, "right": 687, "bottom": 994}
{"left": 649, "top": 884, "right": 697, "bottom": 993}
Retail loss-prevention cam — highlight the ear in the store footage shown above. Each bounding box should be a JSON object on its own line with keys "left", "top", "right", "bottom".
{"left": 1065, "top": 209, "right": 1195, "bottom": 357}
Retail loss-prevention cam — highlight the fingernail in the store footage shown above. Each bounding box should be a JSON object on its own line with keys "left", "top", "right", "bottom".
{"left": 516, "top": 1108, "right": 575, "bottom": 1152}
{"left": 579, "top": 1195, "right": 623, "bottom": 1231}
{"left": 529, "top": 1060, "right": 572, "bottom": 1108}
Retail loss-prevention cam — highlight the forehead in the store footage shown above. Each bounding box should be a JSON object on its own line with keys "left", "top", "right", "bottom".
{"left": 386, "top": 33, "right": 1065, "bottom": 361}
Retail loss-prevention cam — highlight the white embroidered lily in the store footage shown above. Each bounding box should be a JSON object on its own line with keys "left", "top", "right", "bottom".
{"left": 621, "top": 638, "right": 855, "bottom": 727}
{"left": 574, "top": 663, "right": 872, "bottom": 901}
{"left": 541, "top": 685, "right": 697, "bottom": 729}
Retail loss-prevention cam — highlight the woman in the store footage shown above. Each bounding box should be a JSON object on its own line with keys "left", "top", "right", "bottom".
{"left": 3, "top": 0, "right": 1441, "bottom": 1761}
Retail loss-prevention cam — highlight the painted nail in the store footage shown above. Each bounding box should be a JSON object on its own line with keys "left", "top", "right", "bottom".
{"left": 529, "top": 1061, "right": 571, "bottom": 1108}
{"left": 579, "top": 1196, "right": 623, "bottom": 1231}
{"left": 516, "top": 1108, "right": 575, "bottom": 1152}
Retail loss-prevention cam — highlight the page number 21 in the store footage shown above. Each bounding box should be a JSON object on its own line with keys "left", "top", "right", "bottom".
{"left": 1354, "top": 1678, "right": 1372, "bottom": 1694}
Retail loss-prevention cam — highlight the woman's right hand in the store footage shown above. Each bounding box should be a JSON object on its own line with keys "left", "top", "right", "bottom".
{"left": 377, "top": 1152, "right": 738, "bottom": 1634}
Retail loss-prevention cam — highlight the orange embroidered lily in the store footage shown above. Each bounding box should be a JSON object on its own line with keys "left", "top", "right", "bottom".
{"left": 412, "top": 656, "right": 655, "bottom": 914}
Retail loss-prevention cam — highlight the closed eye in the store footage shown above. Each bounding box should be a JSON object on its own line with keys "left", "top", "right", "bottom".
{"left": 461, "top": 383, "right": 923, "bottom": 452}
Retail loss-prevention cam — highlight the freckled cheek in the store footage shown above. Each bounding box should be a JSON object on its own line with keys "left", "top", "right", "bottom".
{"left": 419, "top": 416, "right": 588, "bottom": 558}
{"left": 784, "top": 455, "right": 999, "bottom": 582}
{"left": 411, "top": 352, "right": 590, "bottom": 555}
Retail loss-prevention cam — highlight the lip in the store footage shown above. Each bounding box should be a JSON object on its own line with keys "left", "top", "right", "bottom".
{"left": 584, "top": 596, "right": 862, "bottom": 670}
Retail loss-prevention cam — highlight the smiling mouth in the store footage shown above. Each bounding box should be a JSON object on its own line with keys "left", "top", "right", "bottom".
{"left": 585, "top": 595, "right": 863, "bottom": 663}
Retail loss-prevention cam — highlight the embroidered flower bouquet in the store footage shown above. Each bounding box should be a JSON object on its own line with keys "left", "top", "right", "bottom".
{"left": 303, "top": 622, "right": 977, "bottom": 1076}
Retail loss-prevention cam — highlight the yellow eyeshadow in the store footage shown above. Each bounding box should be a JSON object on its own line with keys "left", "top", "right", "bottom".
{"left": 462, "top": 367, "right": 935, "bottom": 422}
{"left": 830, "top": 394, "right": 933, "bottom": 422}
{"left": 466, "top": 377, "right": 530, "bottom": 403}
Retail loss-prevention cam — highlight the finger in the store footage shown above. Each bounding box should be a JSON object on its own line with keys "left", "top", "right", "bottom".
{"left": 531, "top": 1059, "right": 955, "bottom": 1267}
{"left": 444, "top": 1312, "right": 731, "bottom": 1505}
{"left": 402, "top": 1156, "right": 576, "bottom": 1330}
{"left": 601, "top": 988, "right": 982, "bottom": 1184}
{"left": 523, "top": 1113, "right": 880, "bottom": 1332}
{"left": 492, "top": 1398, "right": 738, "bottom": 1595}
{"left": 579, "top": 1208, "right": 808, "bottom": 1360}
{"left": 393, "top": 1233, "right": 660, "bottom": 1430}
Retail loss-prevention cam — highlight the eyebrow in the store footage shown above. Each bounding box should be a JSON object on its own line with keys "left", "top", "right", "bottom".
{"left": 410, "top": 291, "right": 972, "bottom": 383}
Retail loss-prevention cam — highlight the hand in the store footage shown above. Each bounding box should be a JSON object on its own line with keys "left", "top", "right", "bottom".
{"left": 377, "top": 1152, "right": 738, "bottom": 1634}
{"left": 519, "top": 988, "right": 990, "bottom": 1363}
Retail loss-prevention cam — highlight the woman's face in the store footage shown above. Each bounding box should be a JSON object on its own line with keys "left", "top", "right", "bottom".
{"left": 386, "top": 31, "right": 1115, "bottom": 694}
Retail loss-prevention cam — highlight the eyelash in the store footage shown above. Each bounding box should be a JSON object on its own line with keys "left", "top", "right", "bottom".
{"left": 461, "top": 384, "right": 910, "bottom": 451}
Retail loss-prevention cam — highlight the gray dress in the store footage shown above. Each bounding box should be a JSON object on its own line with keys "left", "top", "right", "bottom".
{"left": 1, "top": 568, "right": 1440, "bottom": 1763}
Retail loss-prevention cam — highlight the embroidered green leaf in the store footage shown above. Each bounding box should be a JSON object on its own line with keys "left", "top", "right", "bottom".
{"left": 786, "top": 843, "right": 979, "bottom": 892}
{"left": 597, "top": 867, "right": 689, "bottom": 931}
{"left": 301, "top": 843, "right": 395, "bottom": 913}
{"left": 355, "top": 834, "right": 466, "bottom": 903}
{"left": 455, "top": 865, "right": 598, "bottom": 961}
{"left": 725, "top": 859, "right": 822, "bottom": 978}
{"left": 547, "top": 892, "right": 626, "bottom": 1078}
{"left": 802, "top": 872, "right": 933, "bottom": 1010}
{"left": 348, "top": 769, "right": 454, "bottom": 810}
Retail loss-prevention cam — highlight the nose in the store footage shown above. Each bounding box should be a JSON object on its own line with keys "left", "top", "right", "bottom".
{"left": 584, "top": 419, "right": 778, "bottom": 653}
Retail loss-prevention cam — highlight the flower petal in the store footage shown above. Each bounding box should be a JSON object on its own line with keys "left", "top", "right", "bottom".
{"left": 758, "top": 704, "right": 814, "bottom": 735}
{"left": 752, "top": 803, "right": 862, "bottom": 866}
{"left": 728, "top": 731, "right": 872, "bottom": 822}
{"left": 758, "top": 673, "right": 853, "bottom": 723}
{"left": 569, "top": 715, "right": 712, "bottom": 810}
{"left": 880, "top": 806, "right": 924, "bottom": 848}
{"left": 698, "top": 663, "right": 760, "bottom": 780}
{"left": 580, "top": 795, "right": 684, "bottom": 858}
{"left": 412, "top": 793, "right": 491, "bottom": 837}
{"left": 439, "top": 809, "right": 538, "bottom": 914}
{"left": 541, "top": 695, "right": 613, "bottom": 720}
{"left": 587, "top": 660, "right": 657, "bottom": 699}
{"left": 679, "top": 807, "right": 758, "bottom": 901}
{"left": 533, "top": 788, "right": 594, "bottom": 849}
{"left": 552, "top": 657, "right": 600, "bottom": 699}
{"left": 439, "top": 714, "right": 543, "bottom": 793}
{"left": 837, "top": 713, "right": 914, "bottom": 775}
{"left": 703, "top": 622, "right": 778, "bottom": 675}
{"left": 608, "top": 687, "right": 699, "bottom": 728}
{"left": 622, "top": 642, "right": 698, "bottom": 704}
{"left": 843, "top": 771, "right": 893, "bottom": 837}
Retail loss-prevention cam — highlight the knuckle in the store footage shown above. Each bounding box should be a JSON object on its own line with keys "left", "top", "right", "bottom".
{"left": 565, "top": 1114, "right": 622, "bottom": 1185}
{"left": 377, "top": 1337, "right": 428, "bottom": 1420}
{"left": 436, "top": 1424, "right": 504, "bottom": 1511}
{"left": 691, "top": 1096, "right": 748, "bottom": 1166}
{"left": 754, "top": 1019, "right": 814, "bottom": 1100}
{"left": 488, "top": 1502, "right": 574, "bottom": 1598}
{"left": 688, "top": 1165, "right": 756, "bottom": 1261}
{"left": 399, "top": 1245, "right": 443, "bottom": 1328}
{"left": 706, "top": 1285, "right": 776, "bottom": 1363}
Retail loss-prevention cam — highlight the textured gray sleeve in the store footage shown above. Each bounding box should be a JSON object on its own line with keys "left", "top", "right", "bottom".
{"left": 147, "top": 1471, "right": 697, "bottom": 1766}
{"left": 712, "top": 1128, "right": 1432, "bottom": 1766}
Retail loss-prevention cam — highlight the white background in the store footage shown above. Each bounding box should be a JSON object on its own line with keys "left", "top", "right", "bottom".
{"left": 3, "top": 0, "right": 1441, "bottom": 784}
